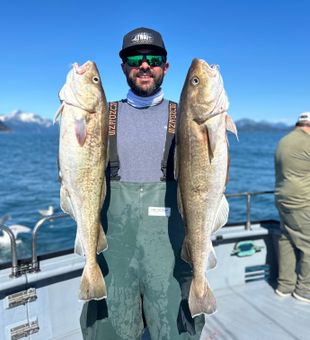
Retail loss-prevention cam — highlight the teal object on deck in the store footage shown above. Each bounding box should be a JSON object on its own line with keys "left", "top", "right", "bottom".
{"left": 232, "top": 240, "right": 263, "bottom": 257}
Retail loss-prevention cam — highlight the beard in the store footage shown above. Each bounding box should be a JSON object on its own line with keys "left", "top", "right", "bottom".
{"left": 126, "top": 69, "right": 164, "bottom": 97}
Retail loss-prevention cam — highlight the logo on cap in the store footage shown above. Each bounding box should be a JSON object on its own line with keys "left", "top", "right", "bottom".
{"left": 131, "top": 32, "right": 154, "bottom": 44}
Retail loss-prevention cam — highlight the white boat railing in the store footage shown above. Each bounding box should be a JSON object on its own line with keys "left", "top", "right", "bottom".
{"left": 31, "top": 213, "right": 69, "bottom": 272}
{"left": 0, "top": 213, "right": 70, "bottom": 277}
{"left": 1, "top": 190, "right": 276, "bottom": 277}
{"left": 0, "top": 224, "right": 19, "bottom": 277}
{"left": 225, "top": 190, "right": 275, "bottom": 230}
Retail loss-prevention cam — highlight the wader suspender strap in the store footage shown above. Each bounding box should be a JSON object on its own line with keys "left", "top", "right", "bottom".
{"left": 108, "top": 102, "right": 121, "bottom": 180}
{"left": 160, "top": 101, "right": 177, "bottom": 181}
{"left": 108, "top": 100, "right": 177, "bottom": 181}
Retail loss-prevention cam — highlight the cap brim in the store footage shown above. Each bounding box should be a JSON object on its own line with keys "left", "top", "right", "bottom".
{"left": 119, "top": 45, "right": 167, "bottom": 59}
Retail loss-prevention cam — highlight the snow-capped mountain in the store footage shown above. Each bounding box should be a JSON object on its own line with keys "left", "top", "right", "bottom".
{"left": 0, "top": 110, "right": 57, "bottom": 133}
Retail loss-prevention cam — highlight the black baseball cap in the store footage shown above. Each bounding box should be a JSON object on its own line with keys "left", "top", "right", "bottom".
{"left": 119, "top": 27, "right": 167, "bottom": 59}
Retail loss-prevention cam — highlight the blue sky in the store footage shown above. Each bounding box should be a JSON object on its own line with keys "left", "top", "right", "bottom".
{"left": 0, "top": 0, "right": 309, "bottom": 124}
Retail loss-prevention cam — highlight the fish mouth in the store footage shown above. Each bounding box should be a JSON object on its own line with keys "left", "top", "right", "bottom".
{"left": 74, "top": 61, "right": 92, "bottom": 75}
{"left": 199, "top": 60, "right": 219, "bottom": 77}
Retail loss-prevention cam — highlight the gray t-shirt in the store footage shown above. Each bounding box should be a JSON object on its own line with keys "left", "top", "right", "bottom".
{"left": 117, "top": 99, "right": 170, "bottom": 182}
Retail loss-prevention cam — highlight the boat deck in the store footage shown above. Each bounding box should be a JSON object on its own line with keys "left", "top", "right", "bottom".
{"left": 200, "top": 280, "right": 309, "bottom": 340}
{"left": 2, "top": 218, "right": 309, "bottom": 339}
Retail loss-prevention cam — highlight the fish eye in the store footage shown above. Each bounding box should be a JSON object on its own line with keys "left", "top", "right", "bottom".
{"left": 92, "top": 76, "right": 100, "bottom": 83}
{"left": 191, "top": 76, "right": 199, "bottom": 86}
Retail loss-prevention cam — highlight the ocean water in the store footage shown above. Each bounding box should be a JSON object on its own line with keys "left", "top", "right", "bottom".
{"left": 0, "top": 129, "right": 288, "bottom": 264}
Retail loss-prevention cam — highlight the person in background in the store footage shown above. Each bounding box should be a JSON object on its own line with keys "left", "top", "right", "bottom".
{"left": 80, "top": 27, "right": 205, "bottom": 339}
{"left": 274, "top": 112, "right": 310, "bottom": 303}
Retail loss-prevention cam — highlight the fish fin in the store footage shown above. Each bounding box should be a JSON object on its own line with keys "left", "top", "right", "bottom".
{"left": 212, "top": 195, "right": 229, "bottom": 234}
{"left": 74, "top": 231, "right": 85, "bottom": 256}
{"left": 206, "top": 242, "right": 217, "bottom": 271}
{"left": 189, "top": 279, "right": 217, "bottom": 317}
{"left": 100, "top": 177, "right": 107, "bottom": 205}
{"left": 177, "top": 186, "right": 184, "bottom": 218}
{"left": 174, "top": 143, "right": 179, "bottom": 180}
{"left": 53, "top": 102, "right": 64, "bottom": 124}
{"left": 226, "top": 115, "right": 238, "bottom": 141}
{"left": 105, "top": 140, "right": 110, "bottom": 169}
{"left": 60, "top": 186, "right": 76, "bottom": 220}
{"left": 75, "top": 117, "right": 87, "bottom": 146}
{"left": 96, "top": 176, "right": 108, "bottom": 254}
{"left": 225, "top": 151, "right": 230, "bottom": 185}
{"left": 79, "top": 262, "right": 107, "bottom": 301}
{"left": 205, "top": 124, "right": 218, "bottom": 160}
{"left": 57, "top": 157, "right": 61, "bottom": 183}
{"left": 181, "top": 237, "right": 192, "bottom": 264}
{"left": 97, "top": 225, "right": 108, "bottom": 254}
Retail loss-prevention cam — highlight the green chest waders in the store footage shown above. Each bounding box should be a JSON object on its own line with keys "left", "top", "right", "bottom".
{"left": 80, "top": 102, "right": 204, "bottom": 340}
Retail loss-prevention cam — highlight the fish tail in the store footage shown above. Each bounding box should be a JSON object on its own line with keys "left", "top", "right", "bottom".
{"left": 96, "top": 224, "right": 108, "bottom": 254}
{"left": 188, "top": 278, "right": 217, "bottom": 317}
{"left": 79, "top": 262, "right": 107, "bottom": 301}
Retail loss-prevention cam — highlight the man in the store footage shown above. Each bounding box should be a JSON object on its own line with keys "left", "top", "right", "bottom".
{"left": 274, "top": 112, "right": 310, "bottom": 303}
{"left": 80, "top": 27, "right": 205, "bottom": 339}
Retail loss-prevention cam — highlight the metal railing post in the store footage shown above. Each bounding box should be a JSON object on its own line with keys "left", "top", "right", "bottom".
{"left": 246, "top": 193, "right": 251, "bottom": 230}
{"left": 31, "top": 213, "right": 68, "bottom": 272}
{"left": 0, "top": 224, "right": 19, "bottom": 277}
{"left": 225, "top": 190, "right": 275, "bottom": 230}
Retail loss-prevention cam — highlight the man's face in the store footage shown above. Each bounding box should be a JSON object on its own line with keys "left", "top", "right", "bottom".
{"left": 121, "top": 54, "right": 169, "bottom": 97}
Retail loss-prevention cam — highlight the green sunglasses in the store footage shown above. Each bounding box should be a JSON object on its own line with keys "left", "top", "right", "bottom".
{"left": 125, "top": 55, "right": 165, "bottom": 67}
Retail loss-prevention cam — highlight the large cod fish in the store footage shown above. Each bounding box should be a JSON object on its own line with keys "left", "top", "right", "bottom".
{"left": 55, "top": 61, "right": 109, "bottom": 301}
{"left": 175, "top": 59, "right": 238, "bottom": 317}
